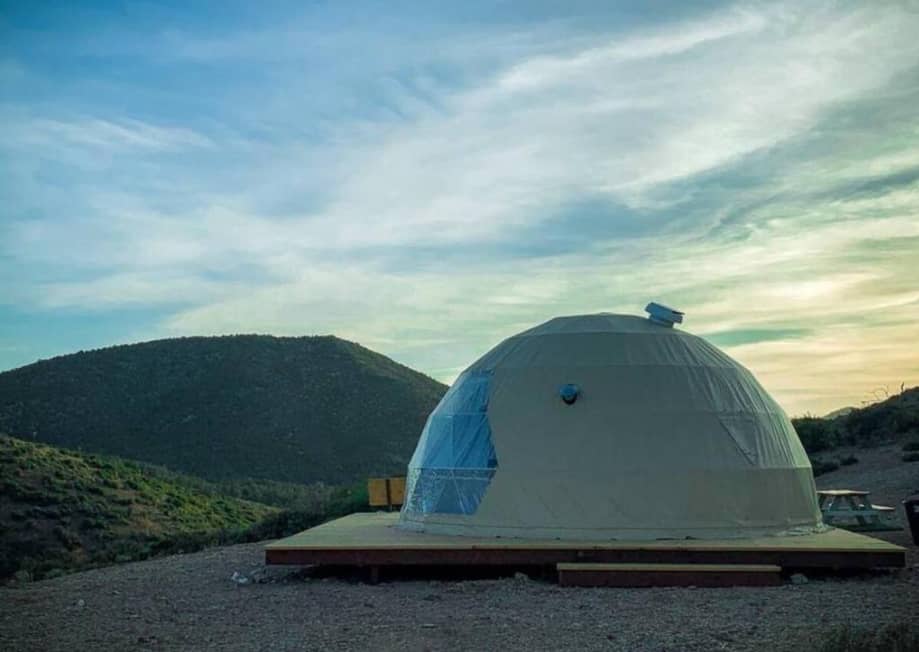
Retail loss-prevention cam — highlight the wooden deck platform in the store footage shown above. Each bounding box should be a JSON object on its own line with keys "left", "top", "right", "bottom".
{"left": 265, "top": 512, "right": 906, "bottom": 572}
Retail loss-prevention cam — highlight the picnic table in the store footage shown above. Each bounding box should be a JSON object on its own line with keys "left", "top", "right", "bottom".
{"left": 818, "top": 489, "right": 896, "bottom": 529}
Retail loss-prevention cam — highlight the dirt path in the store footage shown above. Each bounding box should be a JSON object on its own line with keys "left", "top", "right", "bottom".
{"left": 3, "top": 447, "right": 918, "bottom": 652}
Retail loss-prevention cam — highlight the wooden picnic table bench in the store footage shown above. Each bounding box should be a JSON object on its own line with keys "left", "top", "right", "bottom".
{"left": 817, "top": 489, "right": 896, "bottom": 529}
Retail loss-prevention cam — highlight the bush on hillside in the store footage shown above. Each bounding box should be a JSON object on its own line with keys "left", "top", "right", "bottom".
{"left": 793, "top": 416, "right": 840, "bottom": 453}
{"left": 240, "top": 483, "right": 369, "bottom": 542}
{"left": 838, "top": 454, "right": 858, "bottom": 466}
{"left": 212, "top": 477, "right": 340, "bottom": 511}
{"left": 903, "top": 440, "right": 919, "bottom": 452}
{"left": 903, "top": 452, "right": 919, "bottom": 463}
{"left": 810, "top": 458, "right": 840, "bottom": 477}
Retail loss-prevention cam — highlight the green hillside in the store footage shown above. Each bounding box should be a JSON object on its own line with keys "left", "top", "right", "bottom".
{"left": 0, "top": 335, "right": 447, "bottom": 485}
{"left": 0, "top": 434, "right": 277, "bottom": 581}
{"left": 793, "top": 385, "right": 919, "bottom": 453}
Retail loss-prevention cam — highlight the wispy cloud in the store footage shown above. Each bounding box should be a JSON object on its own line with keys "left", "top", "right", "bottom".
{"left": 11, "top": 117, "right": 213, "bottom": 151}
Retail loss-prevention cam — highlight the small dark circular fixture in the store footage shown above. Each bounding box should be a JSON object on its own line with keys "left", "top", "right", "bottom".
{"left": 559, "top": 383, "right": 580, "bottom": 405}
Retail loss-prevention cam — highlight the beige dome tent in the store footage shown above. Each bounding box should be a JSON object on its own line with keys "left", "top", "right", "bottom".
{"left": 399, "top": 305, "right": 823, "bottom": 540}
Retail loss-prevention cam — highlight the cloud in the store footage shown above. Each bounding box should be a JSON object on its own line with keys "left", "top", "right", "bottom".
{"left": 6, "top": 115, "right": 212, "bottom": 152}
{"left": 703, "top": 328, "right": 814, "bottom": 348}
{"left": 2, "top": 2, "right": 919, "bottom": 415}
{"left": 36, "top": 273, "right": 235, "bottom": 309}
{"left": 496, "top": 8, "right": 767, "bottom": 90}
{"left": 266, "top": 3, "right": 919, "bottom": 252}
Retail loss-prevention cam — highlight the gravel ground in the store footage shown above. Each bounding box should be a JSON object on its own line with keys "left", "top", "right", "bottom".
{"left": 2, "top": 447, "right": 918, "bottom": 652}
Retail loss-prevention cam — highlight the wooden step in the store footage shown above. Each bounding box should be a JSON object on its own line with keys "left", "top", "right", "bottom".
{"left": 556, "top": 562, "right": 782, "bottom": 587}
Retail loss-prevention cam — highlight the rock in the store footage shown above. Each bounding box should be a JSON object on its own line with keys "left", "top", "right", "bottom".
{"left": 231, "top": 571, "right": 250, "bottom": 585}
{"left": 248, "top": 567, "right": 271, "bottom": 583}
{"left": 790, "top": 573, "right": 808, "bottom": 585}
{"left": 76, "top": 599, "right": 85, "bottom": 608}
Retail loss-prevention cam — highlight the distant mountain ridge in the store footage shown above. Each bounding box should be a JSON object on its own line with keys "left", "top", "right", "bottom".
{"left": 0, "top": 335, "right": 447, "bottom": 485}
{"left": 823, "top": 406, "right": 855, "bottom": 419}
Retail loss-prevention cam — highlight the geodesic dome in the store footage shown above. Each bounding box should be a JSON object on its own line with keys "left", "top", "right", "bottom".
{"left": 398, "top": 309, "right": 823, "bottom": 540}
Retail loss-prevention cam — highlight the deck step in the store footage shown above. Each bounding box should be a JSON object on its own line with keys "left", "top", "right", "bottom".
{"left": 556, "top": 562, "right": 782, "bottom": 587}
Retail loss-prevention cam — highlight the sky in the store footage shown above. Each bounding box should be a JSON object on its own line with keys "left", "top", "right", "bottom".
{"left": 1, "top": 1, "right": 918, "bottom": 416}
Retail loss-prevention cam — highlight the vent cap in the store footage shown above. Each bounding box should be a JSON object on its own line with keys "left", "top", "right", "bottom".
{"left": 645, "top": 302, "right": 684, "bottom": 328}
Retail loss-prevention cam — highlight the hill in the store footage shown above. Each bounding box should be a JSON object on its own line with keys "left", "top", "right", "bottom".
{"left": 792, "top": 385, "right": 919, "bottom": 453}
{"left": 0, "top": 335, "right": 447, "bottom": 485}
{"left": 0, "top": 434, "right": 277, "bottom": 581}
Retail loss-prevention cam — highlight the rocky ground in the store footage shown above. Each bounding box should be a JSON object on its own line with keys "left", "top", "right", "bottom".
{"left": 2, "top": 446, "right": 917, "bottom": 652}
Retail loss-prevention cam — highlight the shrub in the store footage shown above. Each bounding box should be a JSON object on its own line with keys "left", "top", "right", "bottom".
{"left": 903, "top": 440, "right": 919, "bottom": 452}
{"left": 838, "top": 455, "right": 858, "bottom": 466}
{"left": 52, "top": 526, "right": 81, "bottom": 550}
{"left": 241, "top": 482, "right": 369, "bottom": 542}
{"left": 811, "top": 459, "right": 840, "bottom": 477}
{"left": 903, "top": 452, "right": 919, "bottom": 463}
{"left": 80, "top": 516, "right": 109, "bottom": 531}
{"left": 241, "top": 510, "right": 327, "bottom": 542}
{"left": 793, "top": 417, "right": 838, "bottom": 453}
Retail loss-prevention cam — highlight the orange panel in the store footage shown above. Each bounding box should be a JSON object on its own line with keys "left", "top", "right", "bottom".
{"left": 388, "top": 477, "right": 406, "bottom": 506}
{"left": 367, "top": 478, "right": 389, "bottom": 507}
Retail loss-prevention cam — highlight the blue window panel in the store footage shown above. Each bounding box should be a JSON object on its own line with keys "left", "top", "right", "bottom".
{"left": 404, "top": 468, "right": 497, "bottom": 516}
{"left": 440, "top": 370, "right": 491, "bottom": 414}
{"left": 450, "top": 413, "right": 494, "bottom": 468}
{"left": 403, "top": 370, "right": 498, "bottom": 515}
{"left": 412, "top": 414, "right": 455, "bottom": 468}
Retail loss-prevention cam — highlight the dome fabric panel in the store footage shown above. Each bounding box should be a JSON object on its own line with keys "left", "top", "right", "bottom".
{"left": 399, "top": 312, "right": 823, "bottom": 540}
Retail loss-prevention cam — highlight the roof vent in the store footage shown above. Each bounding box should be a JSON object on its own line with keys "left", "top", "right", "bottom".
{"left": 645, "top": 302, "right": 684, "bottom": 328}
